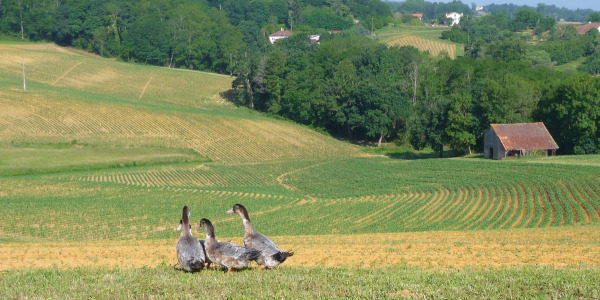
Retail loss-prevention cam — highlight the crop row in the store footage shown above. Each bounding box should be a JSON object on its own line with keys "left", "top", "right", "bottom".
{"left": 386, "top": 34, "right": 457, "bottom": 58}
{"left": 314, "top": 177, "right": 600, "bottom": 233}
{"left": 69, "top": 165, "right": 600, "bottom": 234}
{"left": 0, "top": 91, "right": 356, "bottom": 164}
{"left": 1, "top": 173, "right": 599, "bottom": 241}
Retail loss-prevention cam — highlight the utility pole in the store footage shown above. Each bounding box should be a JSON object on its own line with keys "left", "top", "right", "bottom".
{"left": 22, "top": 58, "right": 26, "bottom": 91}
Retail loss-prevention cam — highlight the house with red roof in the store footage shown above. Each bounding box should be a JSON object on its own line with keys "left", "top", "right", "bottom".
{"left": 483, "top": 123, "right": 558, "bottom": 159}
{"left": 576, "top": 22, "right": 600, "bottom": 35}
{"left": 269, "top": 28, "right": 293, "bottom": 44}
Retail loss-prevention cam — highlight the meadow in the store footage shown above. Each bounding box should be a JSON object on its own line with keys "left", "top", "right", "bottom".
{"left": 0, "top": 42, "right": 599, "bottom": 298}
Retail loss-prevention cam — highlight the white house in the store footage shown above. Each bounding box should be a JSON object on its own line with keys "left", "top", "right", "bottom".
{"left": 445, "top": 12, "right": 463, "bottom": 26}
{"left": 269, "top": 28, "right": 293, "bottom": 44}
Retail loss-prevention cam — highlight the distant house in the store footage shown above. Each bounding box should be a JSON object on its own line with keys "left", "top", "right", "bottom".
{"left": 475, "top": 6, "right": 486, "bottom": 16}
{"left": 445, "top": 12, "right": 463, "bottom": 26}
{"left": 411, "top": 13, "right": 423, "bottom": 21}
{"left": 576, "top": 22, "right": 600, "bottom": 35}
{"left": 269, "top": 28, "right": 292, "bottom": 44}
{"left": 483, "top": 123, "right": 559, "bottom": 160}
{"left": 308, "top": 34, "right": 320, "bottom": 44}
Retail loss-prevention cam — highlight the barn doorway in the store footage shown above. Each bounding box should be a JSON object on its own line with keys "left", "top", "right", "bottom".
{"left": 489, "top": 147, "right": 494, "bottom": 159}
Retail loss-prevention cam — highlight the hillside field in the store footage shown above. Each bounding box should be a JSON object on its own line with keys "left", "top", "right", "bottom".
{"left": 0, "top": 43, "right": 599, "bottom": 298}
{"left": 378, "top": 25, "right": 463, "bottom": 58}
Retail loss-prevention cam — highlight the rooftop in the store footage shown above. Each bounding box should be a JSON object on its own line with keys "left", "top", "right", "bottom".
{"left": 491, "top": 122, "right": 559, "bottom": 151}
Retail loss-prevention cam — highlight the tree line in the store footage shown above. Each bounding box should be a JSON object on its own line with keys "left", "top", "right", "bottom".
{"left": 0, "top": 0, "right": 392, "bottom": 73}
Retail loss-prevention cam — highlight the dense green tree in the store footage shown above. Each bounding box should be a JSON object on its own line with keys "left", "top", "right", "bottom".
{"left": 409, "top": 95, "right": 448, "bottom": 157}
{"left": 303, "top": 7, "right": 353, "bottom": 30}
{"left": 588, "top": 12, "right": 600, "bottom": 22}
{"left": 536, "top": 74, "right": 600, "bottom": 154}
{"left": 246, "top": 0, "right": 269, "bottom": 28}
{"left": 52, "top": 0, "right": 87, "bottom": 46}
{"left": 487, "top": 38, "right": 526, "bottom": 62}
{"left": 263, "top": 47, "right": 287, "bottom": 114}
{"left": 578, "top": 52, "right": 600, "bottom": 75}
{"left": 121, "top": 14, "right": 170, "bottom": 65}
{"left": 446, "top": 92, "right": 476, "bottom": 155}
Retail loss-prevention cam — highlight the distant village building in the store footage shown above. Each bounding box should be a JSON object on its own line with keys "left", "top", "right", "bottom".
{"left": 576, "top": 22, "right": 600, "bottom": 35}
{"left": 475, "top": 6, "right": 486, "bottom": 16}
{"left": 308, "top": 34, "right": 320, "bottom": 44}
{"left": 269, "top": 28, "right": 292, "bottom": 44}
{"left": 445, "top": 12, "right": 463, "bottom": 26}
{"left": 483, "top": 123, "right": 559, "bottom": 160}
{"left": 411, "top": 13, "right": 423, "bottom": 21}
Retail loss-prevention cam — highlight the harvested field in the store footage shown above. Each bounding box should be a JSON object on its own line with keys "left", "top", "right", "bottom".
{"left": 2, "top": 225, "right": 598, "bottom": 271}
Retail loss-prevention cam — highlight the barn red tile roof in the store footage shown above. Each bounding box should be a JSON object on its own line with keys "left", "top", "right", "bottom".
{"left": 491, "top": 122, "right": 559, "bottom": 151}
{"left": 269, "top": 28, "right": 293, "bottom": 37}
{"left": 576, "top": 22, "right": 600, "bottom": 35}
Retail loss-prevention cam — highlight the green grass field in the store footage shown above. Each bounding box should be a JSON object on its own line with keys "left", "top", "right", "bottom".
{"left": 2, "top": 265, "right": 599, "bottom": 299}
{"left": 1, "top": 42, "right": 599, "bottom": 298}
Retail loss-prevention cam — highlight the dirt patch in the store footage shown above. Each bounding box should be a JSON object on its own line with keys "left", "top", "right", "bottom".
{"left": 1, "top": 226, "right": 598, "bottom": 271}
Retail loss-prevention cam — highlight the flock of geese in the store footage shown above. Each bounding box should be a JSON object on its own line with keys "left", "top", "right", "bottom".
{"left": 176, "top": 204, "right": 294, "bottom": 272}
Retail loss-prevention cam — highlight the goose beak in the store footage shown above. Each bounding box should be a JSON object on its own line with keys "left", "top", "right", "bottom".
{"left": 226, "top": 209, "right": 235, "bottom": 214}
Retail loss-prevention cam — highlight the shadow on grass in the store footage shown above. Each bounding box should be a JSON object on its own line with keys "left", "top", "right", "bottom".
{"left": 386, "top": 149, "right": 457, "bottom": 160}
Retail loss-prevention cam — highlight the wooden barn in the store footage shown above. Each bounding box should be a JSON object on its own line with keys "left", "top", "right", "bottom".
{"left": 483, "top": 123, "right": 559, "bottom": 160}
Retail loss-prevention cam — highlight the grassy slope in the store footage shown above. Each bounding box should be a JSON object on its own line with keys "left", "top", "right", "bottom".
{"left": 1, "top": 42, "right": 599, "bottom": 297}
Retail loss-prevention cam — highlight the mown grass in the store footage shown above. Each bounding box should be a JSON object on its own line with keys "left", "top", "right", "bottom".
{"left": 0, "top": 143, "right": 207, "bottom": 176}
{"left": 376, "top": 24, "right": 448, "bottom": 40}
{"left": 1, "top": 265, "right": 598, "bottom": 299}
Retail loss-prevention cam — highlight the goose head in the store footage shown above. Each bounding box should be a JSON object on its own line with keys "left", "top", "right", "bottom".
{"left": 198, "top": 218, "right": 215, "bottom": 238}
{"left": 182, "top": 205, "right": 191, "bottom": 223}
{"left": 227, "top": 204, "right": 251, "bottom": 222}
{"left": 176, "top": 219, "right": 193, "bottom": 235}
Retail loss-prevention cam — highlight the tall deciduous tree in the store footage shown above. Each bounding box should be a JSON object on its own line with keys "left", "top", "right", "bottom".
{"left": 537, "top": 73, "right": 600, "bottom": 154}
{"left": 446, "top": 92, "right": 476, "bottom": 155}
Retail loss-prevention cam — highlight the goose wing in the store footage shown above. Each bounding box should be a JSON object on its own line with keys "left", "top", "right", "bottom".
{"left": 178, "top": 237, "right": 205, "bottom": 260}
{"left": 215, "top": 241, "right": 260, "bottom": 261}
{"left": 248, "top": 233, "right": 281, "bottom": 254}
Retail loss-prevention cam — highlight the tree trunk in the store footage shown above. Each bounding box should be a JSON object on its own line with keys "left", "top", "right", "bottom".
{"left": 410, "top": 61, "right": 418, "bottom": 107}
{"left": 377, "top": 134, "right": 383, "bottom": 147}
{"left": 245, "top": 77, "right": 254, "bottom": 108}
{"left": 20, "top": 11, "right": 24, "bottom": 39}
{"left": 22, "top": 58, "right": 26, "bottom": 91}
{"left": 347, "top": 124, "right": 352, "bottom": 139}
